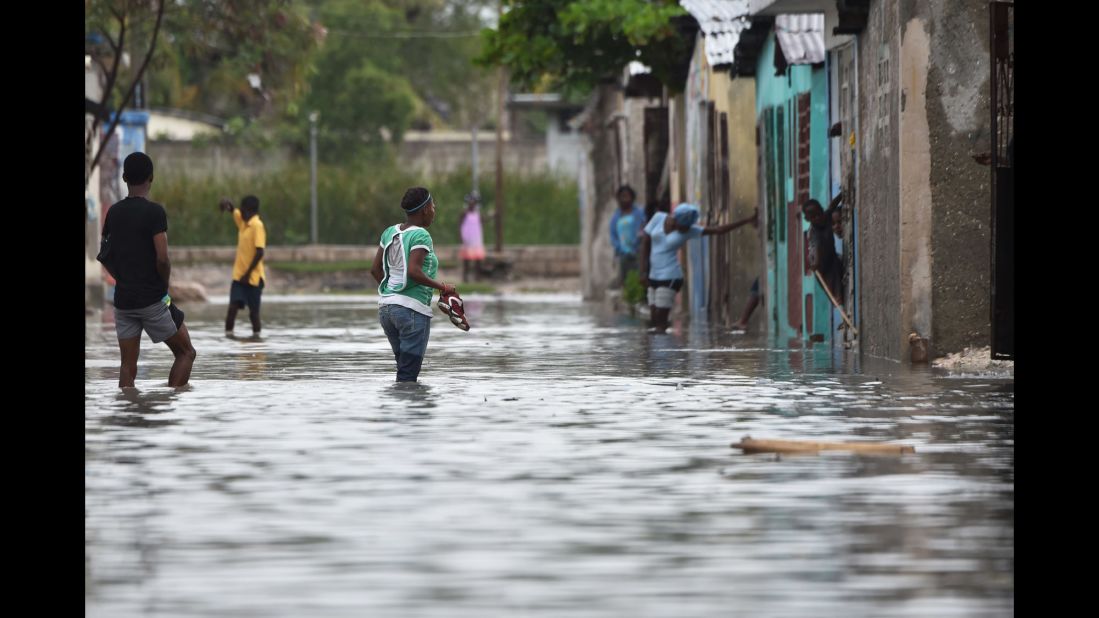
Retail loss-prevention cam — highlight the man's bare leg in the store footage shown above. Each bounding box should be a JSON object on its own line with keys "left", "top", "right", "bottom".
{"left": 118, "top": 337, "right": 141, "bottom": 388}
{"left": 225, "top": 304, "right": 240, "bottom": 335}
{"left": 164, "top": 324, "right": 197, "bottom": 387}
{"left": 248, "top": 308, "right": 261, "bottom": 337}
{"left": 732, "top": 294, "right": 761, "bottom": 331}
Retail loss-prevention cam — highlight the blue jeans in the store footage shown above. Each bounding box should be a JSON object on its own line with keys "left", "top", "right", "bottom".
{"left": 379, "top": 304, "right": 432, "bottom": 382}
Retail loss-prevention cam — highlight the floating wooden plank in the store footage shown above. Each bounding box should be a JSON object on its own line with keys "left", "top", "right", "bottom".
{"left": 731, "top": 436, "right": 915, "bottom": 455}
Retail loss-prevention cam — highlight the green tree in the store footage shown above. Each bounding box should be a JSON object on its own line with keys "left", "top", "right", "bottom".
{"left": 302, "top": 0, "right": 497, "bottom": 158}
{"left": 122, "top": 0, "right": 499, "bottom": 159}
{"left": 86, "top": 0, "right": 319, "bottom": 185}
{"left": 476, "top": 0, "right": 690, "bottom": 94}
{"left": 304, "top": 0, "right": 414, "bottom": 153}
{"left": 150, "top": 1, "right": 317, "bottom": 120}
{"left": 85, "top": 0, "right": 166, "bottom": 187}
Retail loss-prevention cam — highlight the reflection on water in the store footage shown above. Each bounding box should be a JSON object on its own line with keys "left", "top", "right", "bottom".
{"left": 86, "top": 294, "right": 1013, "bottom": 617}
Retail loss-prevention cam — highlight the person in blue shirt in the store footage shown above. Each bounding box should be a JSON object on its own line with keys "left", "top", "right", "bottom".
{"left": 639, "top": 203, "right": 757, "bottom": 333}
{"left": 608, "top": 185, "right": 646, "bottom": 288}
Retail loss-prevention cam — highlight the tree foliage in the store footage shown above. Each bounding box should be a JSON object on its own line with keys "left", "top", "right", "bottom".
{"left": 85, "top": 0, "right": 318, "bottom": 183}
{"left": 87, "top": 0, "right": 519, "bottom": 167}
{"left": 476, "top": 0, "right": 690, "bottom": 95}
{"left": 303, "top": 0, "right": 496, "bottom": 156}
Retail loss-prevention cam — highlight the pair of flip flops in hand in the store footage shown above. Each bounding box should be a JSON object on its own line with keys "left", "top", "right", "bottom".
{"left": 437, "top": 291, "right": 471, "bottom": 331}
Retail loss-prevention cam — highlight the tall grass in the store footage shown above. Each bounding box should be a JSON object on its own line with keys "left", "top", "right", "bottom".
{"left": 156, "top": 160, "right": 579, "bottom": 247}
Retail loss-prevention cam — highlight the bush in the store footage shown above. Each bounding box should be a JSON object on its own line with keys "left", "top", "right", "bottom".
{"left": 155, "top": 159, "right": 579, "bottom": 247}
{"left": 623, "top": 269, "right": 645, "bottom": 305}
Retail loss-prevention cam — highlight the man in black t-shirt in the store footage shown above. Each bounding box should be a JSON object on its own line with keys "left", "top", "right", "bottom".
{"left": 100, "top": 152, "right": 196, "bottom": 388}
{"left": 802, "top": 196, "right": 843, "bottom": 300}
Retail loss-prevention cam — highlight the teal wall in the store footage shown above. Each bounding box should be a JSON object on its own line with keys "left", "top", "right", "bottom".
{"left": 755, "top": 33, "right": 834, "bottom": 344}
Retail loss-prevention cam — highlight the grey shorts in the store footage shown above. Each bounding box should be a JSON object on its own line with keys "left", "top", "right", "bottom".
{"left": 647, "top": 279, "right": 683, "bottom": 309}
{"left": 115, "top": 301, "right": 180, "bottom": 343}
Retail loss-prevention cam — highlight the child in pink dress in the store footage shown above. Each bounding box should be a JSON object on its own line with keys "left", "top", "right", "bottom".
{"left": 459, "top": 192, "right": 486, "bottom": 282}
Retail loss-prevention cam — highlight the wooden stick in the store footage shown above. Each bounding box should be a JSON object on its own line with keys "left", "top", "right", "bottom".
{"left": 813, "top": 269, "right": 858, "bottom": 337}
{"left": 732, "top": 437, "right": 915, "bottom": 455}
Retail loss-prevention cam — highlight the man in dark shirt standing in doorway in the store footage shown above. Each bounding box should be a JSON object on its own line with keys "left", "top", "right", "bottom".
{"left": 803, "top": 195, "right": 844, "bottom": 299}
{"left": 100, "top": 152, "right": 196, "bottom": 388}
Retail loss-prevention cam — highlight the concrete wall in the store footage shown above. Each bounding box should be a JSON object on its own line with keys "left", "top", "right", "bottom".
{"left": 899, "top": 6, "right": 934, "bottom": 358}
{"left": 171, "top": 244, "right": 580, "bottom": 278}
{"left": 147, "top": 113, "right": 221, "bottom": 141}
{"left": 682, "top": 34, "right": 720, "bottom": 321}
{"left": 856, "top": 0, "right": 992, "bottom": 361}
{"left": 147, "top": 142, "right": 293, "bottom": 178}
{"left": 579, "top": 85, "right": 624, "bottom": 300}
{"left": 670, "top": 92, "right": 688, "bottom": 205}
{"left": 148, "top": 134, "right": 561, "bottom": 180}
{"left": 398, "top": 136, "right": 550, "bottom": 178}
{"left": 624, "top": 96, "right": 661, "bottom": 200}
{"left": 856, "top": 0, "right": 903, "bottom": 361}
{"left": 918, "top": 0, "right": 992, "bottom": 357}
{"left": 85, "top": 61, "right": 104, "bottom": 308}
{"left": 722, "top": 76, "right": 763, "bottom": 328}
{"left": 546, "top": 121, "right": 587, "bottom": 180}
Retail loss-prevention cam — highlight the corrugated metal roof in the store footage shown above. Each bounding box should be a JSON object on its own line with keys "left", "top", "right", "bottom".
{"left": 680, "top": 0, "right": 751, "bottom": 67}
{"left": 749, "top": 0, "right": 831, "bottom": 16}
{"left": 509, "top": 93, "right": 564, "bottom": 105}
{"left": 774, "top": 13, "right": 825, "bottom": 65}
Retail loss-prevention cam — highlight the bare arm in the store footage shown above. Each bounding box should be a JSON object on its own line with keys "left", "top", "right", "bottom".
{"left": 370, "top": 246, "right": 385, "bottom": 284}
{"left": 100, "top": 215, "right": 118, "bottom": 279}
{"left": 638, "top": 233, "right": 652, "bottom": 286}
{"left": 807, "top": 230, "right": 821, "bottom": 271}
{"left": 239, "top": 248, "right": 264, "bottom": 283}
{"left": 702, "top": 208, "right": 759, "bottom": 236}
{"left": 153, "top": 231, "right": 171, "bottom": 286}
{"left": 409, "top": 248, "right": 455, "bottom": 295}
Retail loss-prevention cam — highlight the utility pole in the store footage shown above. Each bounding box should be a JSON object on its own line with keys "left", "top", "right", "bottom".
{"left": 309, "top": 111, "right": 319, "bottom": 245}
{"left": 494, "top": 0, "right": 506, "bottom": 253}
{"left": 471, "top": 124, "right": 479, "bottom": 195}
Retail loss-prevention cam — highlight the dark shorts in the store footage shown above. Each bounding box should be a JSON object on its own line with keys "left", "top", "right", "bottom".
{"left": 169, "top": 303, "right": 185, "bottom": 329}
{"left": 648, "top": 278, "right": 684, "bottom": 291}
{"left": 750, "top": 277, "right": 760, "bottom": 296}
{"left": 230, "top": 279, "right": 264, "bottom": 311}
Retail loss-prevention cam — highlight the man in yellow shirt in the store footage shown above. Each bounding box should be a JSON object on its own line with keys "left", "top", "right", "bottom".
{"left": 219, "top": 195, "right": 266, "bottom": 337}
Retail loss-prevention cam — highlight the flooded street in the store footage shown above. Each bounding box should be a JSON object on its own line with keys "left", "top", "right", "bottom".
{"left": 85, "top": 294, "right": 1013, "bottom": 617}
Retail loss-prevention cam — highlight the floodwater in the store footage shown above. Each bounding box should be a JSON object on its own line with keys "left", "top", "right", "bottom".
{"left": 85, "top": 294, "right": 1013, "bottom": 617}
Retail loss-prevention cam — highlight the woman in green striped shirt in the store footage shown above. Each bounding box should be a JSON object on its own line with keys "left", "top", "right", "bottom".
{"left": 370, "top": 187, "right": 457, "bottom": 382}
